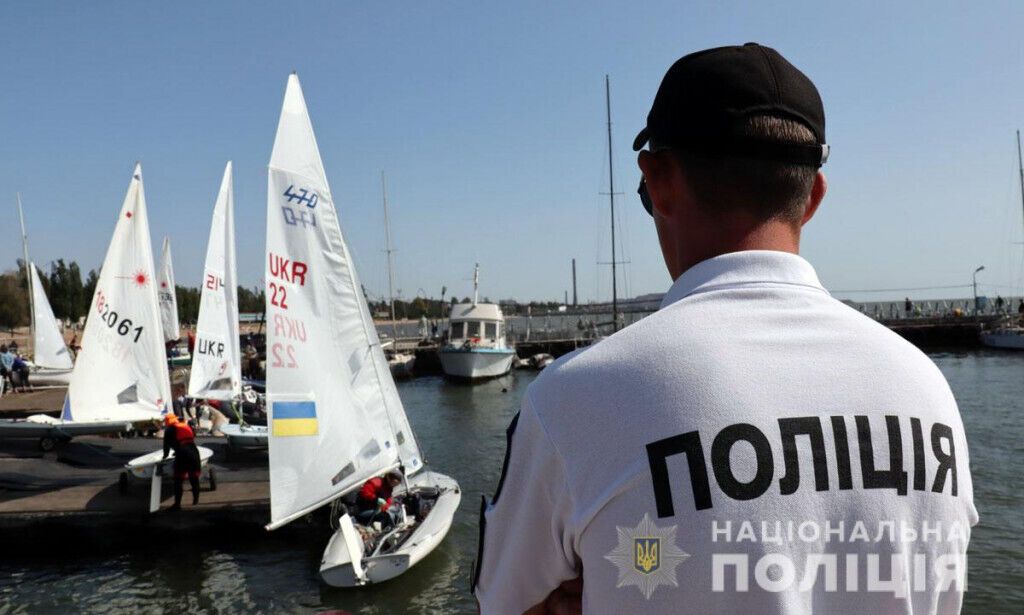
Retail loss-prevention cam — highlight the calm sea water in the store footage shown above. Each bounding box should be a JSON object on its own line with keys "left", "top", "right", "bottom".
{"left": 1, "top": 352, "right": 1021, "bottom": 614}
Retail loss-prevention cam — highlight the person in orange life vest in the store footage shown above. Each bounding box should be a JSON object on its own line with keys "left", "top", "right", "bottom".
{"left": 355, "top": 470, "right": 403, "bottom": 529}
{"left": 162, "top": 414, "right": 202, "bottom": 511}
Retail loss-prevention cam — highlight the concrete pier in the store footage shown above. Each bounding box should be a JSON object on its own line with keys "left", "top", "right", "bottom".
{"left": 0, "top": 435, "right": 270, "bottom": 529}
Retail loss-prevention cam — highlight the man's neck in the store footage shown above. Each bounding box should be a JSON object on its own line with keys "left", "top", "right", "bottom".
{"left": 673, "top": 219, "right": 801, "bottom": 280}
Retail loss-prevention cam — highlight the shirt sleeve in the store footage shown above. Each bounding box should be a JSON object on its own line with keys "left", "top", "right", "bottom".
{"left": 474, "top": 391, "right": 579, "bottom": 614}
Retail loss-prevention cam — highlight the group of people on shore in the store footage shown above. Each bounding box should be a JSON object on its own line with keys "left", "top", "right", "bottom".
{"left": 0, "top": 343, "right": 32, "bottom": 393}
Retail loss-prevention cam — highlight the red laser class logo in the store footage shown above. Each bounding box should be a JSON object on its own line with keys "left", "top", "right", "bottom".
{"left": 115, "top": 270, "right": 150, "bottom": 289}
{"left": 133, "top": 270, "right": 149, "bottom": 288}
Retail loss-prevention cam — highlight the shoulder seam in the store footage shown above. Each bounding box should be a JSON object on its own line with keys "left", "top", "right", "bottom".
{"left": 524, "top": 388, "right": 581, "bottom": 554}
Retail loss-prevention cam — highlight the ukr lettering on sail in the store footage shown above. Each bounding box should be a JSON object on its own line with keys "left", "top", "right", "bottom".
{"left": 268, "top": 252, "right": 308, "bottom": 285}
{"left": 196, "top": 338, "right": 225, "bottom": 358}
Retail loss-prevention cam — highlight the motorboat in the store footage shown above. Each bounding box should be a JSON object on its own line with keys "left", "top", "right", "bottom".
{"left": 438, "top": 265, "right": 516, "bottom": 380}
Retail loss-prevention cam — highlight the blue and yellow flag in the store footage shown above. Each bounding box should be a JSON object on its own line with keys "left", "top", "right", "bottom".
{"left": 272, "top": 400, "right": 318, "bottom": 436}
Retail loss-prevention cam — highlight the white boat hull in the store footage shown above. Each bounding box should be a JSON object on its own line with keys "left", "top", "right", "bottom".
{"left": 27, "top": 364, "right": 73, "bottom": 387}
{"left": 220, "top": 423, "right": 269, "bottom": 449}
{"left": 125, "top": 446, "right": 215, "bottom": 480}
{"left": 388, "top": 353, "right": 416, "bottom": 378}
{"left": 981, "top": 329, "right": 1024, "bottom": 350}
{"left": 438, "top": 348, "right": 515, "bottom": 380}
{"left": 319, "top": 470, "right": 461, "bottom": 587}
{"left": 0, "top": 417, "right": 132, "bottom": 441}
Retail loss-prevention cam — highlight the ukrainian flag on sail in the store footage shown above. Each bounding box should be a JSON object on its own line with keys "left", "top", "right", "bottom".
{"left": 272, "top": 401, "right": 318, "bottom": 436}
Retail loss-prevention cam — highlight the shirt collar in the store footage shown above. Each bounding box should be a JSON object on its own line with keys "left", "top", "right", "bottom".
{"left": 660, "top": 250, "right": 827, "bottom": 309}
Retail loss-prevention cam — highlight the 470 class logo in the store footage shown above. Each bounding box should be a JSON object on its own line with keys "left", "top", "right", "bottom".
{"left": 281, "top": 184, "right": 319, "bottom": 229}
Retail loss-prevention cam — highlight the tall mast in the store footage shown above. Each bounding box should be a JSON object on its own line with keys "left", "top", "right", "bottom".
{"left": 473, "top": 263, "right": 479, "bottom": 305}
{"left": 572, "top": 258, "right": 578, "bottom": 307}
{"left": 606, "top": 75, "right": 619, "bottom": 332}
{"left": 16, "top": 193, "right": 35, "bottom": 346}
{"left": 1017, "top": 130, "right": 1024, "bottom": 237}
{"left": 381, "top": 171, "right": 398, "bottom": 339}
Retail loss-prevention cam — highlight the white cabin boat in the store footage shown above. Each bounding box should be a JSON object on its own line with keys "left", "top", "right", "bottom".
{"left": 438, "top": 265, "right": 516, "bottom": 380}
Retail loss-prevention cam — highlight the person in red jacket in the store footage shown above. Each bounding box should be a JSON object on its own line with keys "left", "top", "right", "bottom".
{"left": 355, "top": 470, "right": 403, "bottom": 528}
{"left": 162, "top": 414, "right": 202, "bottom": 511}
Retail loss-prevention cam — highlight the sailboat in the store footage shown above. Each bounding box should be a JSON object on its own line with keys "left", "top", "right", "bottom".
{"left": 13, "top": 195, "right": 75, "bottom": 387}
{"left": 25, "top": 263, "right": 75, "bottom": 386}
{"left": 158, "top": 238, "right": 189, "bottom": 366}
{"left": 264, "top": 73, "right": 460, "bottom": 586}
{"left": 0, "top": 165, "right": 172, "bottom": 450}
{"left": 380, "top": 172, "right": 416, "bottom": 379}
{"left": 187, "top": 162, "right": 265, "bottom": 448}
{"left": 982, "top": 130, "right": 1024, "bottom": 349}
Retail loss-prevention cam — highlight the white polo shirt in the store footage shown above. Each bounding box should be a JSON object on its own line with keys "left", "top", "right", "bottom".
{"left": 474, "top": 250, "right": 977, "bottom": 614}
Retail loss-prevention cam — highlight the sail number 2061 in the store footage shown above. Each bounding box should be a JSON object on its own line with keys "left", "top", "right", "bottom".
{"left": 95, "top": 290, "right": 144, "bottom": 343}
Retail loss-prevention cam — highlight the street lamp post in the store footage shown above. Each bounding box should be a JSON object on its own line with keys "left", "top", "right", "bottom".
{"left": 973, "top": 266, "right": 985, "bottom": 316}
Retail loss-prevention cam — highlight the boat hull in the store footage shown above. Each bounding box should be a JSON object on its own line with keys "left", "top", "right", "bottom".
{"left": 388, "top": 353, "right": 416, "bottom": 379}
{"left": 438, "top": 348, "right": 515, "bottom": 380}
{"left": 0, "top": 418, "right": 132, "bottom": 440}
{"left": 125, "top": 446, "right": 215, "bottom": 480}
{"left": 220, "top": 423, "right": 269, "bottom": 449}
{"left": 319, "top": 470, "right": 461, "bottom": 587}
{"left": 27, "top": 365, "right": 73, "bottom": 387}
{"left": 168, "top": 354, "right": 192, "bottom": 367}
{"left": 981, "top": 329, "right": 1024, "bottom": 350}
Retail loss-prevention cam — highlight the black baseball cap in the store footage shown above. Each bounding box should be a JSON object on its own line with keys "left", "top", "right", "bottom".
{"left": 632, "top": 43, "right": 829, "bottom": 167}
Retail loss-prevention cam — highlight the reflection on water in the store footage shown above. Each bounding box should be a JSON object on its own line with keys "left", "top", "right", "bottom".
{"left": 1, "top": 355, "right": 1021, "bottom": 613}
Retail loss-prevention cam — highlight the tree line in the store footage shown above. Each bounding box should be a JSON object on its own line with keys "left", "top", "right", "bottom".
{"left": 0, "top": 258, "right": 570, "bottom": 330}
{"left": 0, "top": 260, "right": 265, "bottom": 330}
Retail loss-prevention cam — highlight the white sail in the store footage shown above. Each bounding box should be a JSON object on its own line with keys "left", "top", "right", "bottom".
{"left": 266, "top": 74, "right": 422, "bottom": 530}
{"left": 158, "top": 237, "right": 180, "bottom": 342}
{"left": 63, "top": 164, "right": 171, "bottom": 423}
{"left": 29, "top": 263, "right": 73, "bottom": 370}
{"left": 188, "top": 162, "right": 241, "bottom": 401}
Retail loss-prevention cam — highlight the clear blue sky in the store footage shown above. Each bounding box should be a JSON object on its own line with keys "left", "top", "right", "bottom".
{"left": 2, "top": 1, "right": 1023, "bottom": 305}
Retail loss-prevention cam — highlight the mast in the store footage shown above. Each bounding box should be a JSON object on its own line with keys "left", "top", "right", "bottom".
{"left": 16, "top": 193, "right": 35, "bottom": 347}
{"left": 572, "top": 258, "right": 578, "bottom": 307}
{"left": 382, "top": 171, "right": 398, "bottom": 339}
{"left": 473, "top": 263, "right": 479, "bottom": 305}
{"left": 606, "top": 75, "right": 619, "bottom": 332}
{"left": 1017, "top": 131, "right": 1024, "bottom": 236}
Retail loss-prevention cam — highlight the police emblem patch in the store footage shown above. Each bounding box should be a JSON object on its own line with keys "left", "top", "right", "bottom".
{"left": 605, "top": 513, "right": 688, "bottom": 599}
{"left": 634, "top": 537, "right": 660, "bottom": 573}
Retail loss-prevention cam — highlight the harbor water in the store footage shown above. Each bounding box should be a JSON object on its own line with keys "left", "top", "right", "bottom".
{"left": 1, "top": 352, "right": 1022, "bottom": 614}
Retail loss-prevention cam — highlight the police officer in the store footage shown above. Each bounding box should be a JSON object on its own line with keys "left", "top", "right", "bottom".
{"left": 163, "top": 414, "right": 202, "bottom": 511}
{"left": 474, "top": 43, "right": 976, "bottom": 613}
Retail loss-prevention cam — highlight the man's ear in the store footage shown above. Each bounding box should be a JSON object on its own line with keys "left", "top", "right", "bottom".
{"left": 801, "top": 171, "right": 827, "bottom": 226}
{"left": 637, "top": 150, "right": 678, "bottom": 219}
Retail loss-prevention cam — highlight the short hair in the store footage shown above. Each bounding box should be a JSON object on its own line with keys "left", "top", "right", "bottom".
{"left": 660, "top": 115, "right": 818, "bottom": 222}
